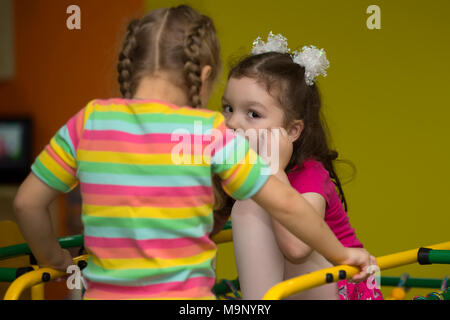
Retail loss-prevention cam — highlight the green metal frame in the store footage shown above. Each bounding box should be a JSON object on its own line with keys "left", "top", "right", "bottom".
{"left": 428, "top": 250, "right": 450, "bottom": 264}
{"left": 0, "top": 268, "right": 21, "bottom": 282}
{"left": 381, "top": 276, "right": 448, "bottom": 289}
{"left": 0, "top": 235, "right": 84, "bottom": 283}
{"left": 0, "top": 235, "right": 83, "bottom": 261}
{"left": 213, "top": 278, "right": 240, "bottom": 296}
{"left": 418, "top": 248, "right": 450, "bottom": 265}
{"left": 223, "top": 220, "right": 232, "bottom": 230}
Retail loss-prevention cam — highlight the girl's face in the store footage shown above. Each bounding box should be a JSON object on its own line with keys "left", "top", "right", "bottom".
{"left": 221, "top": 77, "right": 285, "bottom": 131}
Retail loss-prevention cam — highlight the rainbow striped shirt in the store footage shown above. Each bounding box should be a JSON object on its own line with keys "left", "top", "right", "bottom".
{"left": 31, "top": 98, "right": 270, "bottom": 300}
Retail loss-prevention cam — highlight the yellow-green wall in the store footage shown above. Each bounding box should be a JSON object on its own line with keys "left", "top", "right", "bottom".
{"left": 145, "top": 0, "right": 450, "bottom": 299}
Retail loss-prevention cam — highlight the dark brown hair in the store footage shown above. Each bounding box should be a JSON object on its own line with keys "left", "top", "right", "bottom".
{"left": 117, "top": 5, "right": 221, "bottom": 108}
{"left": 213, "top": 52, "right": 353, "bottom": 220}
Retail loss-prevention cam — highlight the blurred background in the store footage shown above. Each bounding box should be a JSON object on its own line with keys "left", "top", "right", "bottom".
{"left": 0, "top": 0, "right": 448, "bottom": 300}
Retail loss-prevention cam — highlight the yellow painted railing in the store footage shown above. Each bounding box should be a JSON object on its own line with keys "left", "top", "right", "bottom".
{"left": 263, "top": 241, "right": 450, "bottom": 300}
{"left": 211, "top": 229, "right": 232, "bottom": 244}
{"left": 4, "top": 255, "right": 89, "bottom": 300}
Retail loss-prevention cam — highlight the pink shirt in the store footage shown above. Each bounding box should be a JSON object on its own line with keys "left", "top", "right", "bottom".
{"left": 287, "top": 159, "right": 363, "bottom": 248}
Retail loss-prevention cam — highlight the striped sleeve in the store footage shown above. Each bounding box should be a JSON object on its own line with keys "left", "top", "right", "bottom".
{"left": 210, "top": 113, "right": 270, "bottom": 200}
{"left": 31, "top": 102, "right": 93, "bottom": 193}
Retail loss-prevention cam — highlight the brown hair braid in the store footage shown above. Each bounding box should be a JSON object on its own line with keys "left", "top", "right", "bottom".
{"left": 117, "top": 19, "right": 141, "bottom": 99}
{"left": 117, "top": 5, "right": 221, "bottom": 107}
{"left": 184, "top": 22, "right": 206, "bottom": 109}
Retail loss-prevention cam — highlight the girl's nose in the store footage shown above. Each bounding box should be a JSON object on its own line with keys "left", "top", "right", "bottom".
{"left": 225, "top": 114, "right": 241, "bottom": 131}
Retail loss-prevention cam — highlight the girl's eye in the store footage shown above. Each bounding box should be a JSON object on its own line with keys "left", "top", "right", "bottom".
{"left": 223, "top": 105, "right": 233, "bottom": 113}
{"left": 248, "top": 111, "right": 260, "bottom": 119}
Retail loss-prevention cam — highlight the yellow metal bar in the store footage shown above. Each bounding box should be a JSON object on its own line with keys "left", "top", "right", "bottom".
{"left": 31, "top": 283, "right": 45, "bottom": 300}
{"left": 263, "top": 241, "right": 450, "bottom": 300}
{"left": 387, "top": 287, "right": 407, "bottom": 300}
{"left": 30, "top": 265, "right": 45, "bottom": 300}
{"left": 4, "top": 255, "right": 89, "bottom": 300}
{"left": 212, "top": 229, "right": 232, "bottom": 244}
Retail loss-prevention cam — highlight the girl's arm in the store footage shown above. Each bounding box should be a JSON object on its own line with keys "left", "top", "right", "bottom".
{"left": 270, "top": 171, "right": 324, "bottom": 264}
{"left": 251, "top": 174, "right": 375, "bottom": 281}
{"left": 13, "top": 173, "right": 73, "bottom": 271}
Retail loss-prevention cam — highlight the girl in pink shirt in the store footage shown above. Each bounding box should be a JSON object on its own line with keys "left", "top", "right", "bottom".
{"left": 214, "top": 33, "right": 382, "bottom": 300}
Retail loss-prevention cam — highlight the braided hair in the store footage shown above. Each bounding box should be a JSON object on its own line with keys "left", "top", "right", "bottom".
{"left": 117, "top": 19, "right": 141, "bottom": 98}
{"left": 116, "top": 5, "right": 221, "bottom": 108}
{"left": 184, "top": 21, "right": 207, "bottom": 109}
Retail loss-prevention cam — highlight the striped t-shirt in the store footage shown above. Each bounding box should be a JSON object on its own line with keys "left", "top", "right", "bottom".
{"left": 31, "top": 98, "right": 270, "bottom": 300}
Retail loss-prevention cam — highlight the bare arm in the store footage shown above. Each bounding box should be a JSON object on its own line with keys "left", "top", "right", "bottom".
{"left": 251, "top": 174, "right": 347, "bottom": 265}
{"left": 270, "top": 171, "right": 326, "bottom": 264}
{"left": 13, "top": 172, "right": 73, "bottom": 271}
{"left": 251, "top": 174, "right": 377, "bottom": 282}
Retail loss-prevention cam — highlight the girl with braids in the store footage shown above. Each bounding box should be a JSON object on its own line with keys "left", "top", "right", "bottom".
{"left": 219, "top": 33, "right": 383, "bottom": 300}
{"left": 14, "top": 8, "right": 376, "bottom": 300}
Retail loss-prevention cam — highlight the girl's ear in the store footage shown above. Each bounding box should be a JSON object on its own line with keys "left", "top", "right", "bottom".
{"left": 199, "top": 65, "right": 213, "bottom": 107}
{"left": 287, "top": 120, "right": 304, "bottom": 143}
{"left": 201, "top": 65, "right": 212, "bottom": 83}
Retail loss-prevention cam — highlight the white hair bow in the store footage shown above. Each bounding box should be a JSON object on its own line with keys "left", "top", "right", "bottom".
{"left": 251, "top": 31, "right": 330, "bottom": 86}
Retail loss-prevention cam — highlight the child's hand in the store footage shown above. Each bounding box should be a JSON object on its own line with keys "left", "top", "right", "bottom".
{"left": 276, "top": 127, "right": 293, "bottom": 171}
{"left": 258, "top": 127, "right": 293, "bottom": 173}
{"left": 40, "top": 249, "right": 74, "bottom": 272}
{"left": 341, "top": 247, "right": 378, "bottom": 283}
